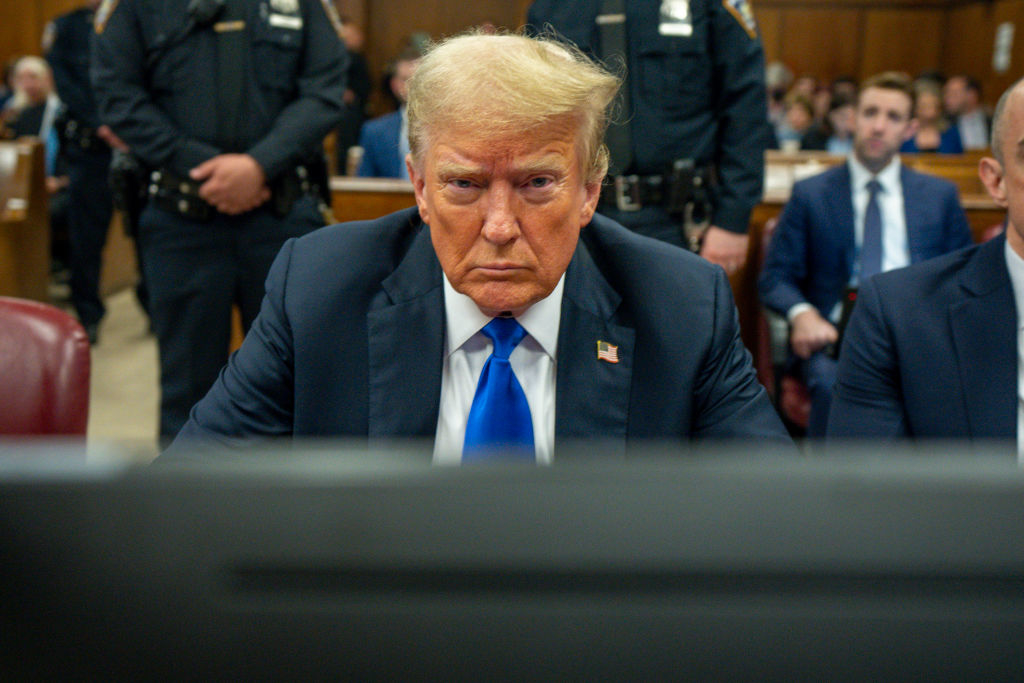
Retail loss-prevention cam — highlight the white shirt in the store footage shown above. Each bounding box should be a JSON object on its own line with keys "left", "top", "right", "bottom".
{"left": 787, "top": 157, "right": 910, "bottom": 323}
{"left": 433, "top": 275, "right": 563, "bottom": 465}
{"left": 1004, "top": 240, "right": 1024, "bottom": 461}
{"left": 958, "top": 110, "right": 989, "bottom": 151}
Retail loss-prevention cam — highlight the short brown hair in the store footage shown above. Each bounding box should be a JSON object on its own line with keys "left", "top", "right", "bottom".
{"left": 858, "top": 71, "right": 916, "bottom": 116}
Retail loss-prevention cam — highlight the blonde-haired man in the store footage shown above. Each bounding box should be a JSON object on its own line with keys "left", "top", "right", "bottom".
{"left": 167, "top": 32, "right": 789, "bottom": 461}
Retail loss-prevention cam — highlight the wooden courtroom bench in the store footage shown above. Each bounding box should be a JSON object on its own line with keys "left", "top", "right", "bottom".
{"left": 0, "top": 139, "right": 49, "bottom": 302}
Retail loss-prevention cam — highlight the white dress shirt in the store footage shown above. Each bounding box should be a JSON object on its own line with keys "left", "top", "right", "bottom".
{"left": 958, "top": 110, "right": 989, "bottom": 151}
{"left": 433, "top": 275, "right": 563, "bottom": 465}
{"left": 1004, "top": 240, "right": 1024, "bottom": 461}
{"left": 787, "top": 157, "right": 910, "bottom": 323}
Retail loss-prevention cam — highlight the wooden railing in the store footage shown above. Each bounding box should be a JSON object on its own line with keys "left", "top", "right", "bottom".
{"left": 0, "top": 139, "right": 50, "bottom": 302}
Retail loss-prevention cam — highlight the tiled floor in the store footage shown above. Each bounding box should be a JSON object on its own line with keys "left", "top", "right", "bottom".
{"left": 84, "top": 288, "right": 160, "bottom": 462}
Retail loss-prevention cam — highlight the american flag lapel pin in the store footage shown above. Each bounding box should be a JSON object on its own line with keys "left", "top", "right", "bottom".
{"left": 596, "top": 340, "right": 619, "bottom": 364}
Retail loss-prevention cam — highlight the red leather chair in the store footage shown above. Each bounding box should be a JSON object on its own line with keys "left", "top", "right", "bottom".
{"left": 0, "top": 296, "right": 91, "bottom": 435}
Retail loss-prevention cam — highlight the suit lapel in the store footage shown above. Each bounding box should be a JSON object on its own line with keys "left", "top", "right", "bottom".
{"left": 367, "top": 223, "right": 445, "bottom": 437}
{"left": 949, "top": 236, "right": 1017, "bottom": 438}
{"left": 555, "top": 240, "right": 635, "bottom": 454}
{"left": 900, "top": 166, "right": 925, "bottom": 260}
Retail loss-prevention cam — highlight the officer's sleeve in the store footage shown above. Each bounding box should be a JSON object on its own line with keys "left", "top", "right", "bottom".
{"left": 709, "top": 0, "right": 770, "bottom": 233}
{"left": 247, "top": 0, "right": 347, "bottom": 181}
{"left": 91, "top": 0, "right": 220, "bottom": 171}
{"left": 46, "top": 19, "right": 93, "bottom": 127}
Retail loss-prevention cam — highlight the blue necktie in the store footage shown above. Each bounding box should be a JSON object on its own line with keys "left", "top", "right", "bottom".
{"left": 860, "top": 179, "right": 883, "bottom": 281}
{"left": 463, "top": 318, "right": 535, "bottom": 461}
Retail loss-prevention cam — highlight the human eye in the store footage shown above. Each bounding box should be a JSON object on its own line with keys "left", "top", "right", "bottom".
{"left": 526, "top": 176, "right": 554, "bottom": 189}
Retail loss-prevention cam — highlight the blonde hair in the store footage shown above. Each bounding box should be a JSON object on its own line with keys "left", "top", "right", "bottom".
{"left": 406, "top": 31, "right": 621, "bottom": 185}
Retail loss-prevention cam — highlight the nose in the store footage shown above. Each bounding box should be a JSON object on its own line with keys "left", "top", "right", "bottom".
{"left": 480, "top": 183, "right": 520, "bottom": 245}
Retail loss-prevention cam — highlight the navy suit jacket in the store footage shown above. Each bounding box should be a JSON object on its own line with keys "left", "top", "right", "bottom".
{"left": 759, "top": 163, "right": 973, "bottom": 318}
{"left": 171, "top": 208, "right": 790, "bottom": 454}
{"left": 828, "top": 234, "right": 1016, "bottom": 441}
{"left": 356, "top": 110, "right": 404, "bottom": 178}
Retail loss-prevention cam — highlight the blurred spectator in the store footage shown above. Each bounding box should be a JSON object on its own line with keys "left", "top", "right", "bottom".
{"left": 774, "top": 92, "right": 814, "bottom": 151}
{"left": 830, "top": 75, "right": 858, "bottom": 102}
{"left": 357, "top": 47, "right": 421, "bottom": 178}
{"left": 902, "top": 80, "right": 963, "bottom": 154}
{"left": 944, "top": 74, "right": 990, "bottom": 150}
{"left": 3, "top": 56, "right": 62, "bottom": 143}
{"left": 801, "top": 94, "right": 855, "bottom": 155}
{"left": 766, "top": 61, "right": 794, "bottom": 130}
{"left": 1, "top": 56, "right": 70, "bottom": 286}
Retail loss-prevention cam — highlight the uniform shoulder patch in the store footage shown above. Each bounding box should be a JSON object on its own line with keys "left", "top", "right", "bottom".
{"left": 318, "top": 0, "right": 345, "bottom": 40}
{"left": 723, "top": 0, "right": 758, "bottom": 39}
{"left": 94, "top": 0, "right": 120, "bottom": 35}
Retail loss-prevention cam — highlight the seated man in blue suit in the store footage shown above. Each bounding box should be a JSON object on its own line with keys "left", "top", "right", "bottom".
{"left": 355, "top": 48, "right": 420, "bottom": 179}
{"left": 167, "top": 31, "right": 790, "bottom": 462}
{"left": 759, "top": 71, "right": 972, "bottom": 438}
{"left": 828, "top": 78, "right": 1024, "bottom": 451}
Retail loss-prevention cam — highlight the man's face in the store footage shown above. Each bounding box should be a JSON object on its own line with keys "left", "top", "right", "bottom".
{"left": 409, "top": 117, "right": 600, "bottom": 317}
{"left": 980, "top": 87, "right": 1024, "bottom": 258}
{"left": 944, "top": 77, "right": 968, "bottom": 115}
{"left": 853, "top": 86, "right": 916, "bottom": 172}
{"left": 13, "top": 68, "right": 47, "bottom": 105}
{"left": 390, "top": 59, "right": 419, "bottom": 104}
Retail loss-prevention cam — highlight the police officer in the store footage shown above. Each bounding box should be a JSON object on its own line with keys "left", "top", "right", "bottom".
{"left": 528, "top": 0, "right": 770, "bottom": 273}
{"left": 45, "top": 0, "right": 121, "bottom": 344}
{"left": 92, "top": 0, "right": 347, "bottom": 439}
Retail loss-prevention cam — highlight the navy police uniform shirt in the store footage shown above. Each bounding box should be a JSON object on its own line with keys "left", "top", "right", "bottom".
{"left": 91, "top": 0, "right": 347, "bottom": 181}
{"left": 46, "top": 7, "right": 102, "bottom": 129}
{"left": 527, "top": 0, "right": 769, "bottom": 234}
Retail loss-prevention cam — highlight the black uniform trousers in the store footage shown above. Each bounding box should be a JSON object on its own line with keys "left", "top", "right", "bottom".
{"left": 139, "top": 195, "right": 323, "bottom": 438}
{"left": 66, "top": 145, "right": 114, "bottom": 328}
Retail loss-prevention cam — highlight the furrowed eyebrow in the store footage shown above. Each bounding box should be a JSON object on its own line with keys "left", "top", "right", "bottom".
{"left": 435, "top": 162, "right": 481, "bottom": 178}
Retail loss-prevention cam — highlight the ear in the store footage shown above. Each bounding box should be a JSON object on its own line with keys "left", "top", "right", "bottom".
{"left": 579, "top": 179, "right": 601, "bottom": 227}
{"left": 979, "top": 157, "right": 1008, "bottom": 207}
{"left": 407, "top": 154, "right": 430, "bottom": 224}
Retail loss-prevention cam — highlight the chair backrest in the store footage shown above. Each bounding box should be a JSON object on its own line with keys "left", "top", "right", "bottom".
{"left": 0, "top": 296, "right": 90, "bottom": 435}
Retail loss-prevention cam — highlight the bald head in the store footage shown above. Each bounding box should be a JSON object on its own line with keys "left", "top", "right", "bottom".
{"left": 989, "top": 78, "right": 1024, "bottom": 163}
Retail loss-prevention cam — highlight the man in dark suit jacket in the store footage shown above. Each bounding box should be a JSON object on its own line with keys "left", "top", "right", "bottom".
{"left": 356, "top": 48, "right": 419, "bottom": 179}
{"left": 828, "top": 77, "right": 1024, "bottom": 448}
{"left": 169, "top": 32, "right": 790, "bottom": 461}
{"left": 759, "top": 72, "right": 972, "bottom": 437}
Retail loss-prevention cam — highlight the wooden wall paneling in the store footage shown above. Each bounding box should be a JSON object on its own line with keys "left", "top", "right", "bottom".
{"left": 942, "top": 2, "right": 997, "bottom": 90}
{"left": 754, "top": 5, "right": 783, "bottom": 64}
{"left": 777, "top": 7, "right": 863, "bottom": 81}
{"left": 860, "top": 8, "right": 945, "bottom": 80}
{"left": 363, "top": 0, "right": 534, "bottom": 117}
{"left": 986, "top": 0, "right": 1024, "bottom": 108}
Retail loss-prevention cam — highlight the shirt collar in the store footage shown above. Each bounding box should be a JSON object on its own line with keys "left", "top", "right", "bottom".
{"left": 1005, "top": 239, "right": 1024, "bottom": 331}
{"left": 849, "top": 154, "right": 901, "bottom": 193}
{"left": 442, "top": 274, "right": 564, "bottom": 359}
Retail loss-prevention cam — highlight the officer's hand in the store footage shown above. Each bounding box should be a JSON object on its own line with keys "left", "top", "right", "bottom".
{"left": 699, "top": 226, "right": 748, "bottom": 274}
{"left": 191, "top": 154, "right": 271, "bottom": 215}
{"left": 97, "top": 125, "right": 130, "bottom": 153}
{"left": 789, "top": 309, "right": 838, "bottom": 360}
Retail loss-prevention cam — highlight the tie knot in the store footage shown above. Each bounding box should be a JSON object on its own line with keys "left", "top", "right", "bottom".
{"left": 482, "top": 317, "right": 527, "bottom": 360}
{"left": 867, "top": 179, "right": 882, "bottom": 195}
